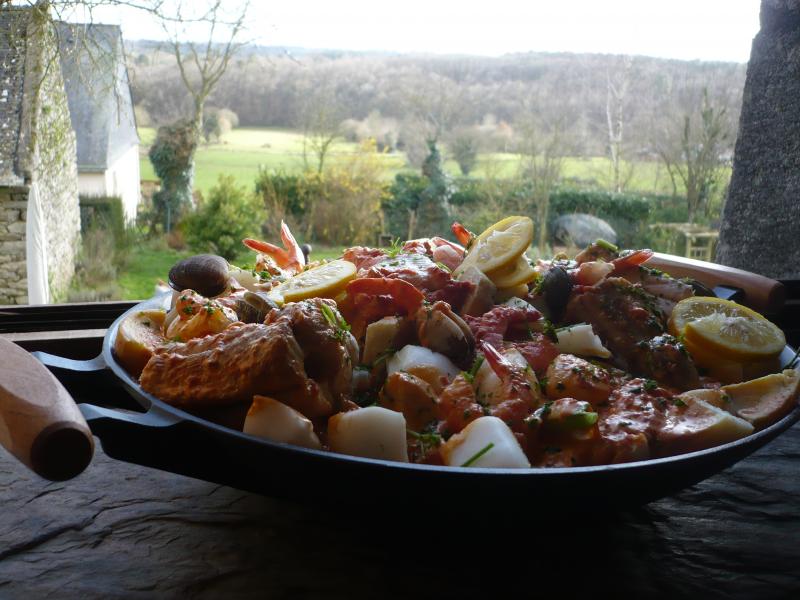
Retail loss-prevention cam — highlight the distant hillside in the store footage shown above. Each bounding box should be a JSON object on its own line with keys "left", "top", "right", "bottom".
{"left": 126, "top": 42, "right": 745, "bottom": 159}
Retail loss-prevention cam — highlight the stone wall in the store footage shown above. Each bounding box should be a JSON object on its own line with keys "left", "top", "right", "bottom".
{"left": 716, "top": 0, "right": 800, "bottom": 278}
{"left": 0, "top": 187, "right": 28, "bottom": 304}
{"left": 25, "top": 11, "right": 80, "bottom": 302}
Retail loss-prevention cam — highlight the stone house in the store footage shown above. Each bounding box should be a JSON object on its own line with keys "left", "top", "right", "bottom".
{"left": 0, "top": 6, "right": 81, "bottom": 305}
{"left": 57, "top": 22, "right": 140, "bottom": 222}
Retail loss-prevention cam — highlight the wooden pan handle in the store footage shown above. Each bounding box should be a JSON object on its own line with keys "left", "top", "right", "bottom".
{"left": 0, "top": 339, "right": 94, "bottom": 480}
{"left": 645, "top": 253, "right": 786, "bottom": 314}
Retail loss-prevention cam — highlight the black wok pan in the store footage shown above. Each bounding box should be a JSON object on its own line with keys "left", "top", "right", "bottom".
{"left": 2, "top": 256, "right": 799, "bottom": 510}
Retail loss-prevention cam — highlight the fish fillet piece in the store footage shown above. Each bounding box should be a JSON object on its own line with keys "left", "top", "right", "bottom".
{"left": 140, "top": 322, "right": 314, "bottom": 410}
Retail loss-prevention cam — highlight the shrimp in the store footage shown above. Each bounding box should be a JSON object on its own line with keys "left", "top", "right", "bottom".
{"left": 479, "top": 342, "right": 541, "bottom": 408}
{"left": 338, "top": 277, "right": 426, "bottom": 340}
{"left": 402, "top": 237, "right": 465, "bottom": 272}
{"left": 243, "top": 221, "right": 305, "bottom": 276}
{"left": 477, "top": 341, "right": 543, "bottom": 437}
{"left": 451, "top": 222, "right": 475, "bottom": 248}
{"left": 611, "top": 249, "right": 653, "bottom": 274}
{"left": 164, "top": 290, "right": 239, "bottom": 342}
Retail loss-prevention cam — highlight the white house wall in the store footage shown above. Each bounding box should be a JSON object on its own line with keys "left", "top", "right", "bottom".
{"left": 77, "top": 144, "right": 140, "bottom": 223}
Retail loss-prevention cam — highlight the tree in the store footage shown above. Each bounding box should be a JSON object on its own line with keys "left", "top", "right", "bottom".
{"left": 449, "top": 127, "right": 481, "bottom": 176}
{"left": 656, "top": 89, "right": 732, "bottom": 222}
{"left": 605, "top": 56, "right": 634, "bottom": 192}
{"left": 297, "top": 73, "right": 344, "bottom": 175}
{"left": 148, "top": 120, "right": 196, "bottom": 232}
{"left": 515, "top": 106, "right": 572, "bottom": 253}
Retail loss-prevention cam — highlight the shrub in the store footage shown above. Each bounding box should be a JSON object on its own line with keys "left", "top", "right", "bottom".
{"left": 449, "top": 128, "right": 481, "bottom": 176}
{"left": 254, "top": 169, "right": 309, "bottom": 236}
{"left": 183, "top": 175, "right": 265, "bottom": 261}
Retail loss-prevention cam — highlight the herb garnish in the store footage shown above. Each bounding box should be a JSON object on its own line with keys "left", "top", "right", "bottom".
{"left": 319, "top": 303, "right": 351, "bottom": 342}
{"left": 541, "top": 318, "right": 559, "bottom": 343}
{"left": 383, "top": 238, "right": 404, "bottom": 258}
{"left": 462, "top": 356, "right": 484, "bottom": 384}
{"left": 407, "top": 429, "right": 442, "bottom": 455}
{"left": 460, "top": 442, "right": 495, "bottom": 467}
{"left": 595, "top": 239, "right": 619, "bottom": 253}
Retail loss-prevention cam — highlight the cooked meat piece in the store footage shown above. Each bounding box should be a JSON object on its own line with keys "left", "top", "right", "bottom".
{"left": 565, "top": 277, "right": 699, "bottom": 390}
{"left": 618, "top": 266, "right": 694, "bottom": 318}
{"left": 513, "top": 336, "right": 560, "bottom": 376}
{"left": 642, "top": 335, "right": 700, "bottom": 390}
{"left": 464, "top": 304, "right": 542, "bottom": 348}
{"left": 141, "top": 299, "right": 359, "bottom": 418}
{"left": 592, "top": 378, "right": 671, "bottom": 464}
{"left": 140, "top": 322, "right": 322, "bottom": 412}
{"left": 342, "top": 246, "right": 387, "bottom": 271}
{"left": 264, "top": 298, "right": 358, "bottom": 408}
{"left": 427, "top": 279, "right": 475, "bottom": 313}
{"left": 359, "top": 253, "right": 451, "bottom": 293}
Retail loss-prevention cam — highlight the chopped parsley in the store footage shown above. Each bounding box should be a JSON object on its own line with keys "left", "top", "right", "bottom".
{"left": 673, "top": 398, "right": 688, "bottom": 408}
{"left": 319, "top": 303, "right": 351, "bottom": 343}
{"left": 383, "top": 238, "right": 404, "bottom": 258}
{"left": 595, "top": 239, "right": 619, "bottom": 253}
{"left": 541, "top": 319, "right": 559, "bottom": 343}
{"left": 644, "top": 379, "right": 658, "bottom": 391}
{"left": 460, "top": 442, "right": 495, "bottom": 467}
{"left": 407, "top": 429, "right": 442, "bottom": 455}
{"left": 462, "top": 356, "right": 485, "bottom": 384}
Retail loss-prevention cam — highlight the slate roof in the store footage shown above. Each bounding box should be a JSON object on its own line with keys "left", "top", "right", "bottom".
{"left": 57, "top": 22, "right": 138, "bottom": 172}
{"left": 0, "top": 8, "right": 32, "bottom": 186}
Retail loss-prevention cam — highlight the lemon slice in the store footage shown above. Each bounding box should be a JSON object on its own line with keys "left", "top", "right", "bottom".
{"left": 269, "top": 259, "right": 356, "bottom": 304}
{"left": 670, "top": 297, "right": 785, "bottom": 361}
{"left": 489, "top": 254, "right": 537, "bottom": 288}
{"left": 454, "top": 216, "right": 533, "bottom": 277}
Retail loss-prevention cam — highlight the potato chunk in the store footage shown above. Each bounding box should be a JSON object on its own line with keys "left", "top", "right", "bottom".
{"left": 721, "top": 370, "right": 800, "bottom": 429}
{"left": 545, "top": 354, "right": 612, "bottom": 406}
{"left": 655, "top": 395, "right": 753, "bottom": 456}
{"left": 114, "top": 309, "right": 166, "bottom": 377}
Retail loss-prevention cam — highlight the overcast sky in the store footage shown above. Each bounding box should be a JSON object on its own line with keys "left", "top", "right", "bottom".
{"left": 85, "top": 0, "right": 761, "bottom": 62}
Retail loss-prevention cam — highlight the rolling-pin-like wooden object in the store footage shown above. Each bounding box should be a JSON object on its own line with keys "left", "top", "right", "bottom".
{"left": 0, "top": 338, "right": 93, "bottom": 480}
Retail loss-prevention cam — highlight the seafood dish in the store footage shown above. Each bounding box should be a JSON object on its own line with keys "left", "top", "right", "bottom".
{"left": 114, "top": 217, "right": 800, "bottom": 469}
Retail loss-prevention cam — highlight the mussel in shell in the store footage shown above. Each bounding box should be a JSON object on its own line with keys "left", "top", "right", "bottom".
{"left": 537, "top": 265, "right": 573, "bottom": 321}
{"left": 234, "top": 291, "right": 280, "bottom": 323}
{"left": 168, "top": 254, "right": 230, "bottom": 298}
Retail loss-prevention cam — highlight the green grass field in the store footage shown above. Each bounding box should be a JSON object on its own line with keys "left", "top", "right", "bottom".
{"left": 139, "top": 127, "right": 680, "bottom": 198}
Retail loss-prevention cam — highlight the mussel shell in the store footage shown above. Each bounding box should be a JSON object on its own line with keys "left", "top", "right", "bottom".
{"left": 686, "top": 278, "right": 716, "bottom": 297}
{"left": 233, "top": 291, "right": 280, "bottom": 323}
{"left": 168, "top": 254, "right": 230, "bottom": 298}
{"left": 540, "top": 265, "right": 573, "bottom": 320}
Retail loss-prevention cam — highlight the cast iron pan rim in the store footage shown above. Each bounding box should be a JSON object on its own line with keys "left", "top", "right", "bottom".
{"left": 101, "top": 295, "right": 800, "bottom": 478}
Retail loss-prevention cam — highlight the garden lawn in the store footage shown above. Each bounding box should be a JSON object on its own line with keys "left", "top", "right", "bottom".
{"left": 139, "top": 126, "right": 691, "bottom": 198}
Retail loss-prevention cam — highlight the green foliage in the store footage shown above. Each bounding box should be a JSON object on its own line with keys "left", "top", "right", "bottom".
{"left": 69, "top": 197, "right": 135, "bottom": 302}
{"left": 149, "top": 120, "right": 197, "bottom": 231}
{"left": 449, "top": 130, "right": 480, "bottom": 175}
{"left": 183, "top": 175, "right": 265, "bottom": 260}
{"left": 254, "top": 168, "right": 310, "bottom": 233}
{"left": 203, "top": 112, "right": 222, "bottom": 142}
{"left": 79, "top": 195, "right": 125, "bottom": 238}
